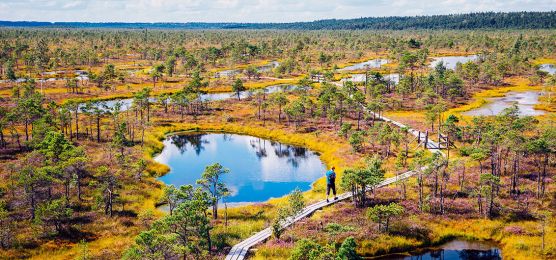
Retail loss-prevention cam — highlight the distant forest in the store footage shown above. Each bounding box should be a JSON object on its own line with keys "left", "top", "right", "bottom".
{"left": 1, "top": 11, "right": 555, "bottom": 30}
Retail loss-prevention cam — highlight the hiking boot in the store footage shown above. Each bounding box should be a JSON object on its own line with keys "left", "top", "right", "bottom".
{"left": 334, "top": 197, "right": 338, "bottom": 200}
{"left": 326, "top": 199, "right": 329, "bottom": 203}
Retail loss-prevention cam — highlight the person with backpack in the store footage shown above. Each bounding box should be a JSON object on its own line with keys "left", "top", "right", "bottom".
{"left": 326, "top": 166, "right": 337, "bottom": 202}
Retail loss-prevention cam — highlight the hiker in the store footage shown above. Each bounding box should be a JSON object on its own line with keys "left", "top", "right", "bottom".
{"left": 326, "top": 166, "right": 337, "bottom": 202}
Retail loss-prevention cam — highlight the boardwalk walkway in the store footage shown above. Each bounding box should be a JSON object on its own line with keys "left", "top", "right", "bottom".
{"left": 225, "top": 170, "right": 416, "bottom": 260}
{"left": 226, "top": 81, "right": 444, "bottom": 260}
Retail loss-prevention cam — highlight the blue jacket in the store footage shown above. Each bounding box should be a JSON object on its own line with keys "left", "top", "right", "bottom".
{"left": 326, "top": 170, "right": 336, "bottom": 184}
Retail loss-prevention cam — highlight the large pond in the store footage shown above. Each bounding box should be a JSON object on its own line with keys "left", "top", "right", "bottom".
{"left": 540, "top": 64, "right": 556, "bottom": 75}
{"left": 338, "top": 59, "right": 388, "bottom": 71}
{"left": 380, "top": 240, "right": 501, "bottom": 260}
{"left": 155, "top": 133, "right": 326, "bottom": 204}
{"left": 430, "top": 55, "right": 478, "bottom": 70}
{"left": 463, "top": 91, "right": 545, "bottom": 117}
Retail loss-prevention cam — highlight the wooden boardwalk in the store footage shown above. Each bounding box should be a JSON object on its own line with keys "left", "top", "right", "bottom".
{"left": 225, "top": 170, "right": 417, "bottom": 260}
{"left": 225, "top": 81, "right": 444, "bottom": 260}
{"left": 225, "top": 137, "right": 442, "bottom": 260}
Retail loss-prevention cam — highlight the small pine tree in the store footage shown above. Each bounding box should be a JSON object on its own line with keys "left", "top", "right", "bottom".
{"left": 337, "top": 237, "right": 360, "bottom": 260}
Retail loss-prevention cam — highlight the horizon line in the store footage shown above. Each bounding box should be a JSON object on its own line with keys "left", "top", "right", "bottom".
{"left": 1, "top": 10, "right": 554, "bottom": 25}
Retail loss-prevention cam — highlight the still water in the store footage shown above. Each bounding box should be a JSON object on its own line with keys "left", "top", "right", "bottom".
{"left": 155, "top": 133, "right": 326, "bottom": 204}
{"left": 430, "top": 55, "right": 478, "bottom": 70}
{"left": 380, "top": 240, "right": 501, "bottom": 260}
{"left": 463, "top": 91, "right": 545, "bottom": 117}
{"left": 86, "top": 84, "right": 298, "bottom": 111}
{"left": 341, "top": 73, "right": 400, "bottom": 85}
{"left": 339, "top": 59, "right": 388, "bottom": 71}
{"left": 214, "top": 61, "right": 280, "bottom": 77}
{"left": 540, "top": 64, "right": 556, "bottom": 75}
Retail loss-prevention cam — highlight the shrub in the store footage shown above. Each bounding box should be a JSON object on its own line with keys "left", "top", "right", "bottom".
{"left": 272, "top": 206, "right": 290, "bottom": 240}
{"left": 323, "top": 223, "right": 355, "bottom": 234}
{"left": 289, "top": 239, "right": 334, "bottom": 260}
{"left": 338, "top": 123, "right": 353, "bottom": 138}
{"left": 348, "top": 131, "right": 364, "bottom": 152}
{"left": 337, "top": 237, "right": 361, "bottom": 260}
{"left": 458, "top": 145, "right": 474, "bottom": 156}
{"left": 288, "top": 188, "right": 306, "bottom": 217}
{"left": 367, "top": 202, "right": 405, "bottom": 232}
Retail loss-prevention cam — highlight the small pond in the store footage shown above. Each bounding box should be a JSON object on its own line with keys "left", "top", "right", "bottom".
{"left": 380, "top": 240, "right": 501, "bottom": 260}
{"left": 341, "top": 73, "right": 400, "bottom": 85}
{"left": 214, "top": 61, "right": 280, "bottom": 77}
{"left": 338, "top": 59, "right": 388, "bottom": 71}
{"left": 85, "top": 84, "right": 299, "bottom": 112}
{"left": 1, "top": 70, "right": 89, "bottom": 83}
{"left": 257, "top": 61, "right": 280, "bottom": 72}
{"left": 430, "top": 55, "right": 478, "bottom": 70}
{"left": 539, "top": 64, "right": 556, "bottom": 75}
{"left": 200, "top": 84, "right": 297, "bottom": 101}
{"left": 155, "top": 133, "right": 326, "bottom": 204}
{"left": 214, "top": 69, "right": 241, "bottom": 78}
{"left": 463, "top": 91, "right": 545, "bottom": 117}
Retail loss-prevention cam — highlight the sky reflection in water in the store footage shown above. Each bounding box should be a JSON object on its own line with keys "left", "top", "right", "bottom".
{"left": 155, "top": 133, "right": 326, "bottom": 203}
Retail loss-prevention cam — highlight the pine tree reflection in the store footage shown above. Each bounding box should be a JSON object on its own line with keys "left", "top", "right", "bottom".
{"left": 169, "top": 134, "right": 209, "bottom": 155}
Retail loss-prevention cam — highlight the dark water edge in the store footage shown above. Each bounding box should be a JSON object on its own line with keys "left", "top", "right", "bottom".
{"left": 372, "top": 240, "right": 501, "bottom": 260}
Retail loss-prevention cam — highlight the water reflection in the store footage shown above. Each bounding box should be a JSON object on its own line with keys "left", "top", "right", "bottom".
{"left": 341, "top": 73, "right": 400, "bottom": 85}
{"left": 155, "top": 133, "right": 326, "bottom": 203}
{"left": 463, "top": 91, "right": 545, "bottom": 117}
{"left": 170, "top": 134, "right": 208, "bottom": 155}
{"left": 0, "top": 70, "right": 89, "bottom": 83}
{"left": 258, "top": 61, "right": 280, "bottom": 72}
{"left": 339, "top": 59, "right": 388, "bottom": 71}
{"left": 87, "top": 84, "right": 299, "bottom": 112}
{"left": 430, "top": 55, "right": 478, "bottom": 70}
{"left": 380, "top": 240, "right": 501, "bottom": 260}
{"left": 540, "top": 64, "right": 556, "bottom": 75}
{"left": 214, "top": 69, "right": 241, "bottom": 78}
{"left": 213, "top": 61, "right": 280, "bottom": 77}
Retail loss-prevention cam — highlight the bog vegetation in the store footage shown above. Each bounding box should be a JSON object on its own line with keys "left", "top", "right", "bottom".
{"left": 0, "top": 24, "right": 554, "bottom": 259}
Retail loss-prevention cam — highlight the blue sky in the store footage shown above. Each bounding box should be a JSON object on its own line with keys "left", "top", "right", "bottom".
{"left": 1, "top": 0, "right": 555, "bottom": 23}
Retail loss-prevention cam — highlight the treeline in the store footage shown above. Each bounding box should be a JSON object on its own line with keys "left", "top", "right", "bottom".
{"left": 277, "top": 12, "right": 556, "bottom": 30}
{"left": 1, "top": 12, "right": 556, "bottom": 30}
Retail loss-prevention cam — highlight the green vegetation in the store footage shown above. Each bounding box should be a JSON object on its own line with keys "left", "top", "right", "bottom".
{"left": 0, "top": 22, "right": 554, "bottom": 260}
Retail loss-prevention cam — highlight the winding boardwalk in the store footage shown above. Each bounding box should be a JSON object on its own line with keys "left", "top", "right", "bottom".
{"left": 225, "top": 170, "right": 418, "bottom": 260}
{"left": 225, "top": 102, "right": 444, "bottom": 259}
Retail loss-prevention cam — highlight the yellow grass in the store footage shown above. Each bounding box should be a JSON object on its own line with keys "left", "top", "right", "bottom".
{"left": 446, "top": 77, "right": 548, "bottom": 118}
{"left": 532, "top": 58, "right": 556, "bottom": 66}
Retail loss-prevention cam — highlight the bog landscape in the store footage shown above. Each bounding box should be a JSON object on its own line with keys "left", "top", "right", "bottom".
{"left": 0, "top": 6, "right": 555, "bottom": 260}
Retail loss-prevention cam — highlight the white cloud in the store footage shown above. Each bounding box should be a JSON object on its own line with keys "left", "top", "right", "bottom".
{"left": 0, "top": 0, "right": 554, "bottom": 22}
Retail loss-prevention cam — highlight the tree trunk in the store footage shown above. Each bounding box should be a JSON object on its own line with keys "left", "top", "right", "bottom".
{"left": 75, "top": 109, "right": 79, "bottom": 140}
{"left": 77, "top": 176, "right": 82, "bottom": 201}
{"left": 418, "top": 173, "right": 423, "bottom": 211}
{"left": 97, "top": 115, "right": 101, "bottom": 142}
{"left": 24, "top": 119, "right": 29, "bottom": 141}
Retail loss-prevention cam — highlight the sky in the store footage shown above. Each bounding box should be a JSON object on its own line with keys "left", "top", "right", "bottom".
{"left": 0, "top": 0, "right": 555, "bottom": 23}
